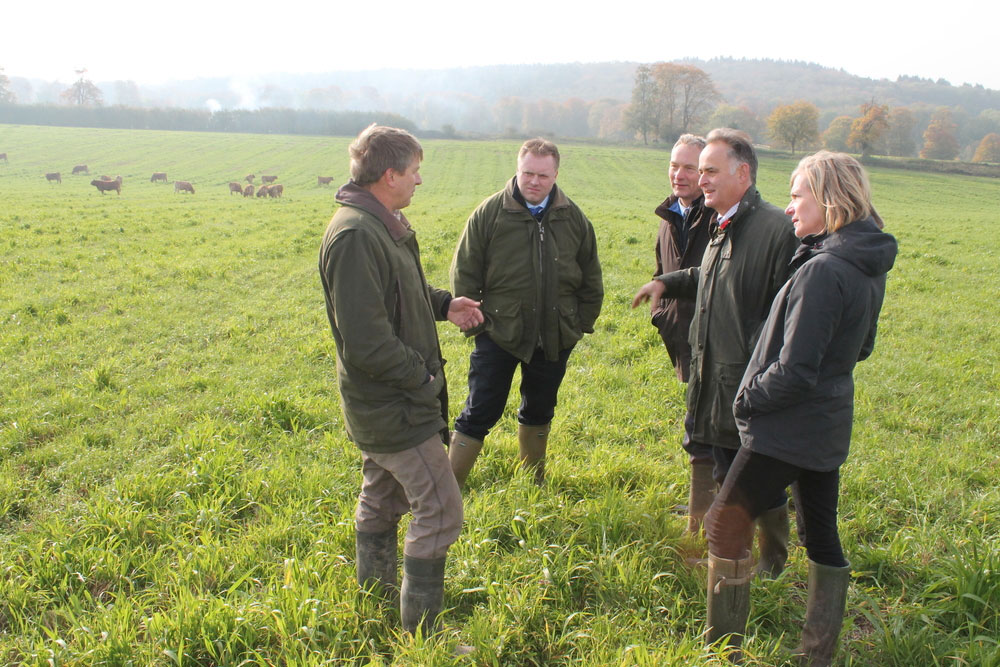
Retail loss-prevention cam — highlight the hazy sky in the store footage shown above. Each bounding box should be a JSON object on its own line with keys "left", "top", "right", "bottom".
{"left": 5, "top": 0, "right": 999, "bottom": 90}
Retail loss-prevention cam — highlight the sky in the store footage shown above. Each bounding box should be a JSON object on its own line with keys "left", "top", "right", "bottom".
{"left": 4, "top": 0, "right": 999, "bottom": 90}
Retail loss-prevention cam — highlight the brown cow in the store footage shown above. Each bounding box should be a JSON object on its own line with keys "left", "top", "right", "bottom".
{"left": 317, "top": 176, "right": 334, "bottom": 186}
{"left": 46, "top": 172, "right": 62, "bottom": 184}
{"left": 174, "top": 180, "right": 195, "bottom": 194}
{"left": 256, "top": 184, "right": 270, "bottom": 198}
{"left": 91, "top": 178, "right": 122, "bottom": 195}
{"left": 242, "top": 184, "right": 254, "bottom": 197}
{"left": 261, "top": 174, "right": 277, "bottom": 184}
{"left": 0, "top": 153, "right": 8, "bottom": 163}
{"left": 245, "top": 174, "right": 255, "bottom": 184}
{"left": 151, "top": 172, "right": 168, "bottom": 183}
{"left": 228, "top": 181, "right": 243, "bottom": 195}
{"left": 268, "top": 183, "right": 284, "bottom": 198}
{"left": 72, "top": 164, "right": 89, "bottom": 175}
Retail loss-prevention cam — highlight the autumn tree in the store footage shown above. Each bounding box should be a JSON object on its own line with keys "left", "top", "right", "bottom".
{"left": 626, "top": 62, "right": 719, "bottom": 143}
{"left": 847, "top": 102, "right": 889, "bottom": 157}
{"left": 920, "top": 108, "right": 960, "bottom": 159}
{"left": 625, "top": 65, "right": 659, "bottom": 144}
{"left": 767, "top": 101, "right": 819, "bottom": 154}
{"left": 61, "top": 69, "right": 103, "bottom": 107}
{"left": 0, "top": 67, "right": 15, "bottom": 104}
{"left": 972, "top": 133, "right": 1000, "bottom": 163}
{"left": 651, "top": 63, "right": 719, "bottom": 140}
{"left": 822, "top": 116, "right": 853, "bottom": 151}
{"left": 885, "top": 107, "right": 917, "bottom": 157}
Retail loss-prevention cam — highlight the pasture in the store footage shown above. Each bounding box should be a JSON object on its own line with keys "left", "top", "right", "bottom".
{"left": 0, "top": 124, "right": 998, "bottom": 665}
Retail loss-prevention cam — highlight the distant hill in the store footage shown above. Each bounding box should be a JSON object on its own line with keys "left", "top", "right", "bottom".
{"left": 8, "top": 59, "right": 1000, "bottom": 153}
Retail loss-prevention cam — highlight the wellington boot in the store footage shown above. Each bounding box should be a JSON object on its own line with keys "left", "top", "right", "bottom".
{"left": 517, "top": 422, "right": 549, "bottom": 485}
{"left": 792, "top": 559, "right": 850, "bottom": 667}
{"left": 355, "top": 528, "right": 398, "bottom": 600}
{"left": 754, "top": 503, "right": 789, "bottom": 579}
{"left": 686, "top": 461, "right": 717, "bottom": 535}
{"left": 706, "top": 551, "right": 753, "bottom": 663}
{"left": 449, "top": 431, "right": 484, "bottom": 488}
{"left": 400, "top": 554, "right": 446, "bottom": 637}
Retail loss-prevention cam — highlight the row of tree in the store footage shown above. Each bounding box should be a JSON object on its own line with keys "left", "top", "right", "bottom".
{"left": 765, "top": 100, "right": 1000, "bottom": 162}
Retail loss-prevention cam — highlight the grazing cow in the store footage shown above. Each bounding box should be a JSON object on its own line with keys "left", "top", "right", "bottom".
{"left": 261, "top": 174, "right": 277, "bottom": 184}
{"left": 174, "top": 180, "right": 195, "bottom": 194}
{"left": 91, "top": 178, "right": 122, "bottom": 195}
{"left": 0, "top": 153, "right": 8, "bottom": 163}
{"left": 245, "top": 174, "right": 255, "bottom": 184}
{"left": 46, "top": 172, "right": 62, "bottom": 184}
{"left": 72, "top": 164, "right": 89, "bottom": 175}
{"left": 151, "top": 172, "right": 168, "bottom": 183}
{"left": 242, "top": 184, "right": 254, "bottom": 197}
{"left": 268, "top": 183, "right": 284, "bottom": 198}
{"left": 228, "top": 181, "right": 243, "bottom": 195}
{"left": 317, "top": 176, "right": 334, "bottom": 186}
{"left": 256, "top": 184, "right": 270, "bottom": 197}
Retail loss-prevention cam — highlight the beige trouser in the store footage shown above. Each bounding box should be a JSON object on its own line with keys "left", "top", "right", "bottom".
{"left": 355, "top": 434, "right": 463, "bottom": 560}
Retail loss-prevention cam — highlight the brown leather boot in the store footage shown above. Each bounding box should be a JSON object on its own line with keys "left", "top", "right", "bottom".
{"left": 517, "top": 422, "right": 549, "bottom": 485}
{"left": 448, "top": 431, "right": 483, "bottom": 488}
{"left": 687, "top": 460, "right": 717, "bottom": 535}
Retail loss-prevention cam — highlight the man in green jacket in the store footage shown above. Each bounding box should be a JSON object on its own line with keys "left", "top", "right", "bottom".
{"left": 319, "top": 124, "right": 483, "bottom": 639}
{"left": 632, "top": 128, "right": 798, "bottom": 588}
{"left": 449, "top": 138, "right": 604, "bottom": 487}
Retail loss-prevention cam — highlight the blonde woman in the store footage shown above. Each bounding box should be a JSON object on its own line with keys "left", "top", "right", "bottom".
{"left": 703, "top": 151, "right": 897, "bottom": 665}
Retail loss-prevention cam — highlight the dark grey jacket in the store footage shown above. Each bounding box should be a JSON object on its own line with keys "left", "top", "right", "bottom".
{"left": 733, "top": 217, "right": 898, "bottom": 471}
{"left": 659, "top": 186, "right": 798, "bottom": 449}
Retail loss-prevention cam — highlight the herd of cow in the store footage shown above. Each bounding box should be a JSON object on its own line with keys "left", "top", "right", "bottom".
{"left": 23, "top": 157, "right": 337, "bottom": 197}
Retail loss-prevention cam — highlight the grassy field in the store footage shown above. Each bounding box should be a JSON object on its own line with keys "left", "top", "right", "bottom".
{"left": 1, "top": 124, "right": 998, "bottom": 666}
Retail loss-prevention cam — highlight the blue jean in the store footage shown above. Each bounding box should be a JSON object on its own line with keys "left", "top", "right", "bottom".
{"left": 453, "top": 334, "right": 572, "bottom": 440}
{"left": 705, "top": 446, "right": 847, "bottom": 567}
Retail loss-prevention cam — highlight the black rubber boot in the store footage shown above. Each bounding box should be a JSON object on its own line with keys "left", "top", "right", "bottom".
{"left": 517, "top": 422, "right": 549, "bottom": 485}
{"left": 449, "top": 431, "right": 484, "bottom": 489}
{"left": 793, "top": 559, "right": 850, "bottom": 666}
{"left": 754, "top": 503, "right": 789, "bottom": 579}
{"left": 401, "top": 554, "right": 446, "bottom": 637}
{"left": 707, "top": 551, "right": 753, "bottom": 663}
{"left": 355, "top": 528, "right": 398, "bottom": 599}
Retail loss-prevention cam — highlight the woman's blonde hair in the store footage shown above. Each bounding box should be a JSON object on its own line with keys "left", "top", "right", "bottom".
{"left": 791, "top": 151, "right": 882, "bottom": 232}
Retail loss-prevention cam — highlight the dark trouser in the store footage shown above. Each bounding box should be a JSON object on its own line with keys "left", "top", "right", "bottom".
{"left": 705, "top": 446, "right": 847, "bottom": 568}
{"left": 682, "top": 409, "right": 714, "bottom": 463}
{"left": 454, "top": 334, "right": 572, "bottom": 440}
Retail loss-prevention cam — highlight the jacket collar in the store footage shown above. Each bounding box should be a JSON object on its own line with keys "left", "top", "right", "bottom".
{"left": 335, "top": 180, "right": 413, "bottom": 242}
{"left": 709, "top": 186, "right": 760, "bottom": 238}
{"left": 502, "top": 176, "right": 570, "bottom": 214}
{"left": 654, "top": 193, "right": 705, "bottom": 221}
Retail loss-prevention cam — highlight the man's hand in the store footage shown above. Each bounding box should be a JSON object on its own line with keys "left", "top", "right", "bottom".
{"left": 447, "top": 296, "right": 484, "bottom": 331}
{"left": 632, "top": 280, "right": 665, "bottom": 309}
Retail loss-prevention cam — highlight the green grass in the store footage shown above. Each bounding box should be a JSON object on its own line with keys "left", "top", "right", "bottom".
{"left": 1, "top": 124, "right": 998, "bottom": 665}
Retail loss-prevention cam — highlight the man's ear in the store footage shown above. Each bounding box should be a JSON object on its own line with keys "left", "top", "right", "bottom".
{"left": 737, "top": 162, "right": 750, "bottom": 183}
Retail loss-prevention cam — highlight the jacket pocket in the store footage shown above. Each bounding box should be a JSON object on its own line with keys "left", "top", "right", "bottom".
{"left": 484, "top": 297, "right": 522, "bottom": 348}
{"left": 709, "top": 362, "right": 746, "bottom": 441}
{"left": 557, "top": 297, "right": 584, "bottom": 348}
{"left": 406, "top": 372, "right": 446, "bottom": 427}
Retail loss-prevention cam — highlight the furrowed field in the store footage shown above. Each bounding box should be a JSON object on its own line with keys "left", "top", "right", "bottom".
{"left": 0, "top": 124, "right": 998, "bottom": 666}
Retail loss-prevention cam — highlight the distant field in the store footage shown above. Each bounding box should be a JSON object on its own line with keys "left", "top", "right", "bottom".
{"left": 1, "top": 124, "right": 998, "bottom": 665}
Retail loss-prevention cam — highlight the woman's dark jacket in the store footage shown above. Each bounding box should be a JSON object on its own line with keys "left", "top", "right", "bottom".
{"left": 732, "top": 216, "right": 898, "bottom": 471}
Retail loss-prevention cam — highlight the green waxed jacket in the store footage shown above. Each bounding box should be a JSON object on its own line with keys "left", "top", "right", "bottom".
{"left": 658, "top": 186, "right": 798, "bottom": 449}
{"left": 319, "top": 183, "right": 450, "bottom": 453}
{"left": 450, "top": 178, "right": 604, "bottom": 363}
